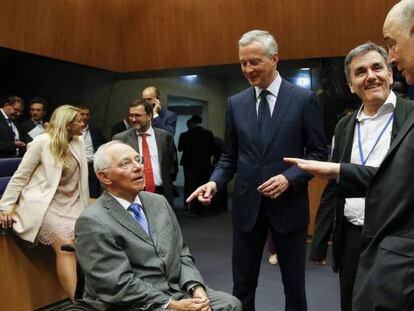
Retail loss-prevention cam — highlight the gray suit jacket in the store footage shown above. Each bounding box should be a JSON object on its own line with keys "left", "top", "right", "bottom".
{"left": 75, "top": 191, "right": 204, "bottom": 311}
{"left": 113, "top": 127, "right": 175, "bottom": 206}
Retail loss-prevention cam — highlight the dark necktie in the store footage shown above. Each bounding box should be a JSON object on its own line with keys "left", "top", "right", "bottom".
{"left": 258, "top": 90, "right": 271, "bottom": 145}
{"left": 128, "top": 202, "right": 150, "bottom": 236}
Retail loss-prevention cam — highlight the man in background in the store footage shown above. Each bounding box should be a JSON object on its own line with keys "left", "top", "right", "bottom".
{"left": 20, "top": 97, "right": 48, "bottom": 139}
{"left": 113, "top": 100, "right": 176, "bottom": 207}
{"left": 0, "top": 96, "right": 30, "bottom": 157}
{"left": 79, "top": 106, "right": 107, "bottom": 198}
{"left": 178, "top": 115, "right": 214, "bottom": 214}
{"left": 142, "top": 86, "right": 177, "bottom": 136}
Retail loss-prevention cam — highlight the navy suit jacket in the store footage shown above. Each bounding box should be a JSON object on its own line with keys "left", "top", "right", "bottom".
{"left": 152, "top": 108, "right": 177, "bottom": 136}
{"left": 211, "top": 79, "right": 328, "bottom": 232}
{"left": 88, "top": 124, "right": 107, "bottom": 152}
{"left": 0, "top": 113, "right": 31, "bottom": 157}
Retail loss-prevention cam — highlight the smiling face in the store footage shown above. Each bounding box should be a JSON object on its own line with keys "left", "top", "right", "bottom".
{"left": 239, "top": 41, "right": 278, "bottom": 89}
{"left": 100, "top": 144, "right": 145, "bottom": 201}
{"left": 347, "top": 50, "right": 393, "bottom": 110}
{"left": 383, "top": 16, "right": 414, "bottom": 84}
{"left": 67, "top": 112, "right": 84, "bottom": 137}
{"left": 128, "top": 104, "right": 152, "bottom": 132}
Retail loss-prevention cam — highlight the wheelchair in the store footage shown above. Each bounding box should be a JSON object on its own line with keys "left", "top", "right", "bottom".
{"left": 59, "top": 244, "right": 96, "bottom": 311}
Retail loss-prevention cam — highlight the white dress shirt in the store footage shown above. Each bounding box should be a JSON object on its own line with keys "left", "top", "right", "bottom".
{"left": 254, "top": 71, "right": 282, "bottom": 117}
{"left": 344, "top": 91, "right": 397, "bottom": 225}
{"left": 82, "top": 125, "right": 95, "bottom": 163}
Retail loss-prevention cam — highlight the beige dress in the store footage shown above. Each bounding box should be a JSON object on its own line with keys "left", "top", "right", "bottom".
{"left": 37, "top": 152, "right": 84, "bottom": 245}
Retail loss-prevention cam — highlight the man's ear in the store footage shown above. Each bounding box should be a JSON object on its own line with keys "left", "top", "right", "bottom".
{"left": 97, "top": 170, "right": 111, "bottom": 187}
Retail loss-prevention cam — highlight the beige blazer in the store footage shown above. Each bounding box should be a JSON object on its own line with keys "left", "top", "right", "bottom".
{"left": 0, "top": 133, "right": 89, "bottom": 242}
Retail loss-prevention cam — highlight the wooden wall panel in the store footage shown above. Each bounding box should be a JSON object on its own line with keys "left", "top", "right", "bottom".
{"left": 0, "top": 0, "right": 400, "bottom": 72}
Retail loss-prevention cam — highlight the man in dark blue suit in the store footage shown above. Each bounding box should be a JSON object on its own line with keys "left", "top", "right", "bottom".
{"left": 142, "top": 86, "right": 177, "bottom": 135}
{"left": 188, "top": 30, "right": 327, "bottom": 311}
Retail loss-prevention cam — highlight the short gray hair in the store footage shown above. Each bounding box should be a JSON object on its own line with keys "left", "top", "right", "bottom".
{"left": 344, "top": 42, "right": 390, "bottom": 81}
{"left": 93, "top": 140, "right": 124, "bottom": 174}
{"left": 388, "top": 0, "right": 414, "bottom": 35}
{"left": 239, "top": 30, "right": 278, "bottom": 58}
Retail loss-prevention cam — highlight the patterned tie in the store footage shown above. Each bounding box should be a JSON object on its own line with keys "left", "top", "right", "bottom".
{"left": 258, "top": 90, "right": 271, "bottom": 147}
{"left": 141, "top": 133, "right": 156, "bottom": 192}
{"left": 128, "top": 203, "right": 150, "bottom": 236}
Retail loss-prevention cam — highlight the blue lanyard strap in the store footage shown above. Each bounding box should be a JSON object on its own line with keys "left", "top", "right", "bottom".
{"left": 357, "top": 111, "right": 394, "bottom": 166}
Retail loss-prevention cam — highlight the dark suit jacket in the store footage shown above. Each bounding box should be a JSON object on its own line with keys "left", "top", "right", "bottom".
{"left": 75, "top": 191, "right": 205, "bottom": 310}
{"left": 111, "top": 120, "right": 129, "bottom": 138}
{"left": 178, "top": 126, "right": 214, "bottom": 171}
{"left": 113, "top": 128, "right": 175, "bottom": 206}
{"left": 211, "top": 79, "right": 328, "bottom": 232}
{"left": 0, "top": 113, "right": 31, "bottom": 157}
{"left": 317, "top": 96, "right": 414, "bottom": 272}
{"left": 338, "top": 100, "right": 414, "bottom": 310}
{"left": 20, "top": 119, "right": 38, "bottom": 135}
{"left": 88, "top": 124, "right": 107, "bottom": 152}
{"left": 152, "top": 108, "right": 177, "bottom": 135}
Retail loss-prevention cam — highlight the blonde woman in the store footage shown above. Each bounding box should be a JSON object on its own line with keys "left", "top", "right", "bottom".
{"left": 0, "top": 105, "right": 89, "bottom": 300}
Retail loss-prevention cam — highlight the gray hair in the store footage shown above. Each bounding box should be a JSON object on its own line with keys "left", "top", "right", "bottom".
{"left": 344, "top": 42, "right": 390, "bottom": 81}
{"left": 388, "top": 0, "right": 414, "bottom": 35}
{"left": 239, "top": 30, "right": 278, "bottom": 58}
{"left": 93, "top": 140, "right": 125, "bottom": 174}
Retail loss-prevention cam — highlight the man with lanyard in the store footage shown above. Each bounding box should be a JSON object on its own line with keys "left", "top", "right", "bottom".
{"left": 301, "top": 42, "right": 414, "bottom": 311}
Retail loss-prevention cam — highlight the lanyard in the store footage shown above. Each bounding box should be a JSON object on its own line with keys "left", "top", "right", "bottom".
{"left": 357, "top": 111, "right": 394, "bottom": 166}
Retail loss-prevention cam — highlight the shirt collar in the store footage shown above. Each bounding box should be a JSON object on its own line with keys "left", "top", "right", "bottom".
{"left": 255, "top": 71, "right": 282, "bottom": 99}
{"left": 0, "top": 109, "right": 10, "bottom": 121}
{"left": 136, "top": 126, "right": 155, "bottom": 136}
{"left": 108, "top": 192, "right": 143, "bottom": 210}
{"left": 356, "top": 91, "right": 397, "bottom": 122}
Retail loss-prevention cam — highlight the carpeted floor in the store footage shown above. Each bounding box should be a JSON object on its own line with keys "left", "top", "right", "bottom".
{"left": 178, "top": 211, "right": 340, "bottom": 311}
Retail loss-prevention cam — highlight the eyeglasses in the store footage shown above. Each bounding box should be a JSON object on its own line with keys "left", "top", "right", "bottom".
{"left": 115, "top": 155, "right": 144, "bottom": 170}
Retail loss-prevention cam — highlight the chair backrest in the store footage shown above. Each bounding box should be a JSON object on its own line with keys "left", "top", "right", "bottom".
{"left": 0, "top": 157, "right": 22, "bottom": 196}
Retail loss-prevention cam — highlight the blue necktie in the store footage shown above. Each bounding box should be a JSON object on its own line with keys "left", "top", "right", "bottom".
{"left": 128, "top": 203, "right": 151, "bottom": 236}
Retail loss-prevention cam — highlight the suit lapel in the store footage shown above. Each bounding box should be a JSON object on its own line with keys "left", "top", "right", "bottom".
{"left": 102, "top": 192, "right": 154, "bottom": 244}
{"left": 138, "top": 192, "right": 160, "bottom": 246}
{"left": 243, "top": 88, "right": 262, "bottom": 151}
{"left": 391, "top": 97, "right": 409, "bottom": 143}
{"left": 263, "top": 80, "right": 292, "bottom": 154}
{"left": 126, "top": 129, "right": 140, "bottom": 153}
{"left": 154, "top": 128, "right": 164, "bottom": 166}
{"left": 382, "top": 106, "right": 414, "bottom": 165}
{"left": 340, "top": 111, "right": 358, "bottom": 162}
{"left": 68, "top": 139, "right": 81, "bottom": 163}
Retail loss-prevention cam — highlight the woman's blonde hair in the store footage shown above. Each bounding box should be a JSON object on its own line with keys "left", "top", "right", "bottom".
{"left": 46, "top": 105, "right": 81, "bottom": 167}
